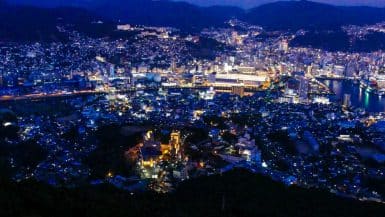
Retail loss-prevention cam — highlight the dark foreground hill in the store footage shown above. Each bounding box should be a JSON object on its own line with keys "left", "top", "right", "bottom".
{"left": 1, "top": 169, "right": 385, "bottom": 217}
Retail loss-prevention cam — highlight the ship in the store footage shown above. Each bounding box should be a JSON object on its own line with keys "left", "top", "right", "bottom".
{"left": 360, "top": 79, "right": 369, "bottom": 89}
{"left": 362, "top": 73, "right": 385, "bottom": 96}
{"left": 360, "top": 78, "right": 376, "bottom": 93}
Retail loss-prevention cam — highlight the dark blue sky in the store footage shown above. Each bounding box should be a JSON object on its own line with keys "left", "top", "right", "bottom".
{"left": 10, "top": 0, "right": 385, "bottom": 9}
{"left": 183, "top": 0, "right": 385, "bottom": 8}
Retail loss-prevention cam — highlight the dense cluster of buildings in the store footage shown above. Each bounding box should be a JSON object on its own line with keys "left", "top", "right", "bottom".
{"left": 1, "top": 19, "right": 385, "bottom": 203}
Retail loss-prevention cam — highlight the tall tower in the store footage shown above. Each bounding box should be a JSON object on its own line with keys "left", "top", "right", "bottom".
{"left": 170, "top": 131, "right": 181, "bottom": 154}
{"left": 343, "top": 94, "right": 351, "bottom": 108}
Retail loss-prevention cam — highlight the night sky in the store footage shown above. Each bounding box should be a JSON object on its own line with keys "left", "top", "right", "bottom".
{"left": 184, "top": 0, "right": 385, "bottom": 8}
{"left": 9, "top": 0, "right": 385, "bottom": 9}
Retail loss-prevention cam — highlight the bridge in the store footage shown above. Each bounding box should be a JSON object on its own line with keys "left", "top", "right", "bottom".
{"left": 0, "top": 85, "right": 267, "bottom": 102}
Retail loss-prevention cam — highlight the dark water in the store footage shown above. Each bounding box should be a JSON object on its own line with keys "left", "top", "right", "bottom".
{"left": 322, "top": 79, "right": 385, "bottom": 113}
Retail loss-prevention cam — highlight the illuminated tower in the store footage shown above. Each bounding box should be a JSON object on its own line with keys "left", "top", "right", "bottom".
{"left": 170, "top": 131, "right": 181, "bottom": 154}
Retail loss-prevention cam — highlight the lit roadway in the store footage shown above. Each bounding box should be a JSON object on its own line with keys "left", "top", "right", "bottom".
{"left": 0, "top": 85, "right": 267, "bottom": 102}
{"left": 0, "top": 90, "right": 102, "bottom": 102}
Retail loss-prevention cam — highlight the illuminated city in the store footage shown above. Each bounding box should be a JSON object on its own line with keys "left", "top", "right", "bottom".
{"left": 2, "top": 0, "right": 385, "bottom": 217}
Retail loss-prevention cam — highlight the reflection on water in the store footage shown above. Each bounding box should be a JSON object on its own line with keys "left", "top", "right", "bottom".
{"left": 364, "top": 91, "right": 370, "bottom": 108}
{"left": 322, "top": 79, "right": 385, "bottom": 113}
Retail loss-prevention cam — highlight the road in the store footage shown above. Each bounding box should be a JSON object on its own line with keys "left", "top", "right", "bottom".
{"left": 0, "top": 85, "right": 267, "bottom": 102}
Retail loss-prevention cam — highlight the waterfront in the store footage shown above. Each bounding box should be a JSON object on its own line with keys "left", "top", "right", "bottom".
{"left": 323, "top": 79, "right": 385, "bottom": 113}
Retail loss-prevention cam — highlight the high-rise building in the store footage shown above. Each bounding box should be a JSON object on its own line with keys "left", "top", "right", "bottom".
{"left": 343, "top": 94, "right": 351, "bottom": 108}
{"left": 171, "top": 60, "right": 177, "bottom": 72}
{"left": 299, "top": 76, "right": 309, "bottom": 101}
{"left": 109, "top": 64, "right": 115, "bottom": 77}
{"left": 207, "top": 72, "right": 216, "bottom": 84}
{"left": 306, "top": 65, "right": 313, "bottom": 77}
{"left": 0, "top": 74, "right": 3, "bottom": 87}
{"left": 279, "top": 40, "right": 289, "bottom": 53}
{"left": 170, "top": 131, "right": 181, "bottom": 150}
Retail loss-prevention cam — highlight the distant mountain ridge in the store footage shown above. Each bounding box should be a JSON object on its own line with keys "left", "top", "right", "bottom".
{"left": 7, "top": 0, "right": 385, "bottom": 31}
{"left": 0, "top": 2, "right": 113, "bottom": 42}
{"left": 87, "top": 0, "right": 244, "bottom": 31}
{"left": 7, "top": 0, "right": 244, "bottom": 31}
{"left": 3, "top": 0, "right": 385, "bottom": 35}
{"left": 246, "top": 0, "right": 385, "bottom": 30}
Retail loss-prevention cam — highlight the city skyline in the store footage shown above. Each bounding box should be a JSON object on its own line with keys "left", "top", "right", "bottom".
{"left": 2, "top": 0, "right": 385, "bottom": 216}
